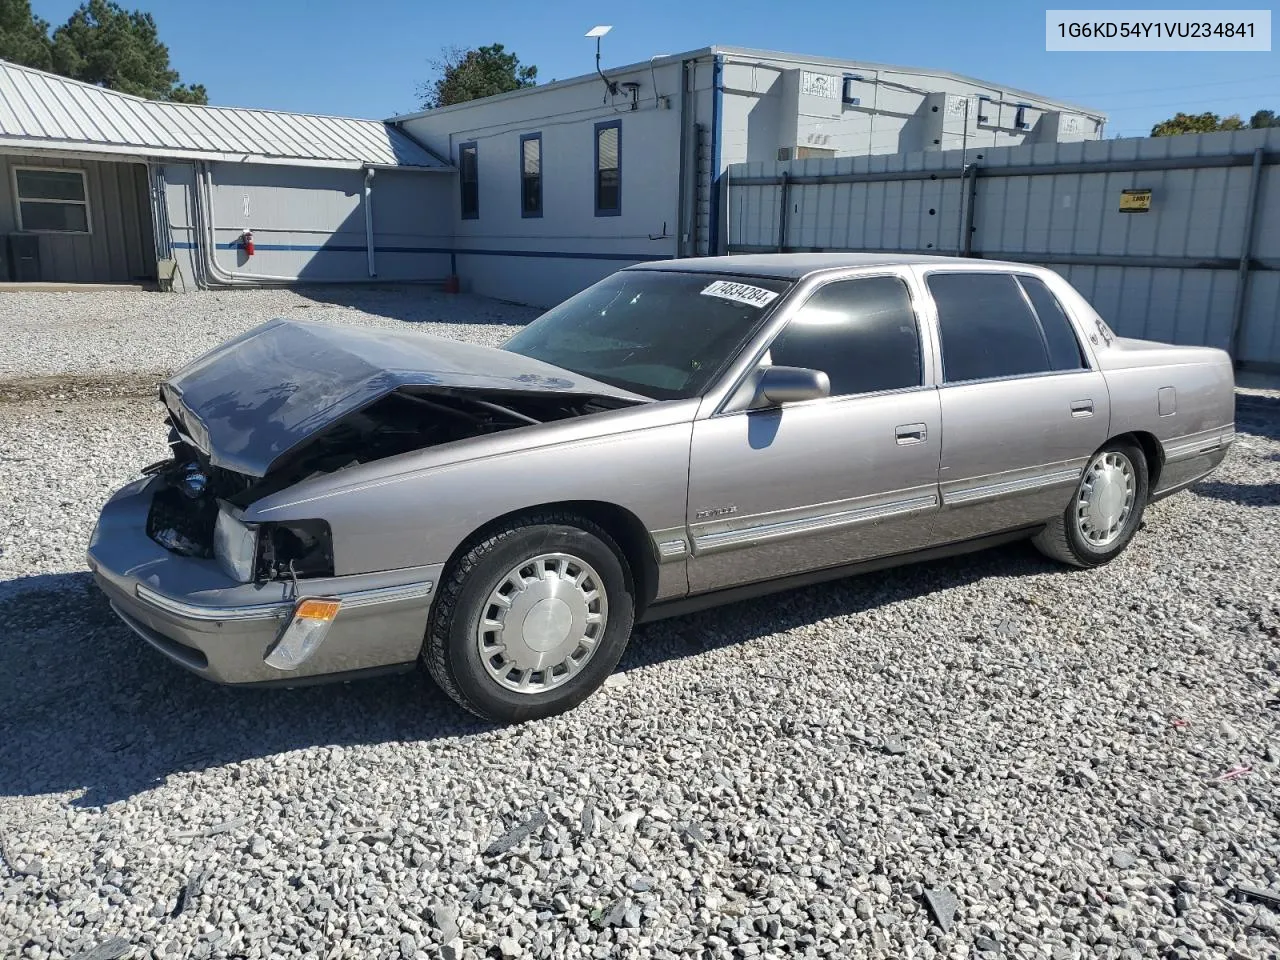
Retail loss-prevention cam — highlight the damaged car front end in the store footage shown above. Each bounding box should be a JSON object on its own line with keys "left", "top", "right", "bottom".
{"left": 88, "top": 317, "right": 648, "bottom": 685}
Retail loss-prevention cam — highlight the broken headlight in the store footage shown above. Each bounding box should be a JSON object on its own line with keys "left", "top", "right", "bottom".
{"left": 213, "top": 505, "right": 335, "bottom": 584}
{"left": 256, "top": 519, "right": 335, "bottom": 581}
{"left": 213, "top": 503, "right": 259, "bottom": 583}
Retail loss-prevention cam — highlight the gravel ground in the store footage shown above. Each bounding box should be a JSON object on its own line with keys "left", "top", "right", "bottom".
{"left": 1, "top": 289, "right": 1279, "bottom": 960}
{"left": 0, "top": 285, "right": 534, "bottom": 382}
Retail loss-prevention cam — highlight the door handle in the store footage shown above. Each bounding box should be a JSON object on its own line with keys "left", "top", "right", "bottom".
{"left": 896, "top": 423, "right": 927, "bottom": 445}
{"left": 1070, "top": 399, "right": 1094, "bottom": 418}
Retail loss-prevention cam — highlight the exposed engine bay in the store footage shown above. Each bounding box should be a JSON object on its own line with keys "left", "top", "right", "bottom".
{"left": 143, "top": 386, "right": 640, "bottom": 581}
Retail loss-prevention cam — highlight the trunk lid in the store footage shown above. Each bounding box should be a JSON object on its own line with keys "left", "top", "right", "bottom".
{"left": 161, "top": 317, "right": 645, "bottom": 477}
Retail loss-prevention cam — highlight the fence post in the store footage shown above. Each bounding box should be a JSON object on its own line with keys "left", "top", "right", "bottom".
{"left": 962, "top": 164, "right": 981, "bottom": 257}
{"left": 777, "top": 172, "right": 790, "bottom": 253}
{"left": 1228, "top": 147, "right": 1265, "bottom": 365}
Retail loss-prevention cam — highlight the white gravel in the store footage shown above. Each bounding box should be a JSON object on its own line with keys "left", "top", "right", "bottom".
{"left": 1, "top": 288, "right": 1278, "bottom": 960}
{"left": 0, "top": 286, "right": 536, "bottom": 381}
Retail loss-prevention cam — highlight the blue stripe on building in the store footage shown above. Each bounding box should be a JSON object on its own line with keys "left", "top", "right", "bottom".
{"left": 171, "top": 242, "right": 669, "bottom": 263}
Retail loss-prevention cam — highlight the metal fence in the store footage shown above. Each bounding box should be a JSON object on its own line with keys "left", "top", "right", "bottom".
{"left": 726, "top": 128, "right": 1280, "bottom": 367}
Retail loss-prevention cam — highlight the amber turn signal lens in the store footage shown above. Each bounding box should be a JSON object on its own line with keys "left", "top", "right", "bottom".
{"left": 294, "top": 598, "right": 341, "bottom": 621}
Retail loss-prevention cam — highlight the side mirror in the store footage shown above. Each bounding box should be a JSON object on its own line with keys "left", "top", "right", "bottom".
{"left": 751, "top": 365, "right": 831, "bottom": 408}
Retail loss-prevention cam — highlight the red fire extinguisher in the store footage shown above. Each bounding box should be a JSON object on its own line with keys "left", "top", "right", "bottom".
{"left": 241, "top": 230, "right": 255, "bottom": 257}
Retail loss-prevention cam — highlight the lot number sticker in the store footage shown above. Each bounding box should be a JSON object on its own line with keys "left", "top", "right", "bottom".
{"left": 700, "top": 280, "right": 780, "bottom": 308}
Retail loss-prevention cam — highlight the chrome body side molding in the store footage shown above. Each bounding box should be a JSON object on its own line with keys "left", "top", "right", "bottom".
{"left": 690, "top": 493, "right": 939, "bottom": 556}
{"left": 135, "top": 580, "right": 435, "bottom": 623}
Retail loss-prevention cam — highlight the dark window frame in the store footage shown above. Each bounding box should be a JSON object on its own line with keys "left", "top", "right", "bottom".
{"left": 1012, "top": 274, "right": 1089, "bottom": 372}
{"left": 594, "top": 119, "right": 621, "bottom": 217}
{"left": 927, "top": 270, "right": 1093, "bottom": 385}
{"left": 763, "top": 273, "right": 925, "bottom": 400}
{"left": 458, "top": 141, "right": 479, "bottom": 220}
{"left": 519, "top": 132, "right": 542, "bottom": 219}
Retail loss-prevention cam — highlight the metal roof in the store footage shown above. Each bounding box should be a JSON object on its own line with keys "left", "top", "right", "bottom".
{"left": 389, "top": 45, "right": 1106, "bottom": 124}
{"left": 0, "top": 60, "right": 449, "bottom": 170}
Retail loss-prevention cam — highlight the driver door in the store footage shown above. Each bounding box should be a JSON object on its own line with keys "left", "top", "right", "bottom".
{"left": 685, "top": 273, "right": 943, "bottom": 594}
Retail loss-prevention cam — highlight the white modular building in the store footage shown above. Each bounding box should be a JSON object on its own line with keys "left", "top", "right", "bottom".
{"left": 393, "top": 45, "right": 1107, "bottom": 305}
{"left": 0, "top": 59, "right": 453, "bottom": 288}
{"left": 0, "top": 50, "right": 1104, "bottom": 305}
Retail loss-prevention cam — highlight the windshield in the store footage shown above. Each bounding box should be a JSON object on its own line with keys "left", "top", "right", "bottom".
{"left": 501, "top": 270, "right": 792, "bottom": 400}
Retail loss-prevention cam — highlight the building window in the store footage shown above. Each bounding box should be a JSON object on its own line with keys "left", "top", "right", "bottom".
{"left": 520, "top": 132, "right": 542, "bottom": 218}
{"left": 594, "top": 120, "right": 621, "bottom": 217}
{"left": 458, "top": 141, "right": 478, "bottom": 219}
{"left": 13, "top": 167, "right": 90, "bottom": 233}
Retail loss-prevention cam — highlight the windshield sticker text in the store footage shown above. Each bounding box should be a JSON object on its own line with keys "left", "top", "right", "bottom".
{"left": 700, "top": 280, "right": 780, "bottom": 309}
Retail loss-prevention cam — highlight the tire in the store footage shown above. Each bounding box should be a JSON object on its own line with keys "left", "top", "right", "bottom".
{"left": 1033, "top": 439, "right": 1149, "bottom": 568}
{"left": 424, "top": 512, "right": 635, "bottom": 722}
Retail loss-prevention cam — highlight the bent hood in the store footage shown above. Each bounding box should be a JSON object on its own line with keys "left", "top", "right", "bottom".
{"left": 161, "top": 317, "right": 645, "bottom": 477}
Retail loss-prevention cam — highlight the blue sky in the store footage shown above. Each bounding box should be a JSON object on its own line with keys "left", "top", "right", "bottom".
{"left": 31, "top": 0, "right": 1280, "bottom": 135}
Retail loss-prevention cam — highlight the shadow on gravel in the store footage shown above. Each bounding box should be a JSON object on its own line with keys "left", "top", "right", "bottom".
{"left": 291, "top": 285, "right": 536, "bottom": 328}
{"left": 1236, "top": 394, "right": 1280, "bottom": 438}
{"left": 625, "top": 540, "right": 1059, "bottom": 673}
{"left": 0, "top": 541, "right": 1057, "bottom": 806}
{"left": 1193, "top": 480, "right": 1280, "bottom": 507}
{"left": 0, "top": 573, "right": 491, "bottom": 807}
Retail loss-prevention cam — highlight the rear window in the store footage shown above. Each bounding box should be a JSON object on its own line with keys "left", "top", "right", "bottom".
{"left": 928, "top": 273, "right": 1052, "bottom": 383}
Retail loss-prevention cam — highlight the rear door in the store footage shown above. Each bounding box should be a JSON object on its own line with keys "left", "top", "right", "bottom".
{"left": 921, "top": 270, "right": 1109, "bottom": 540}
{"left": 685, "top": 272, "right": 943, "bottom": 594}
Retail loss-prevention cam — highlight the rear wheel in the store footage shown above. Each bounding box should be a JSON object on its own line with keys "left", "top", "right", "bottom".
{"left": 1033, "top": 440, "right": 1149, "bottom": 568}
{"left": 424, "top": 513, "right": 635, "bottom": 722}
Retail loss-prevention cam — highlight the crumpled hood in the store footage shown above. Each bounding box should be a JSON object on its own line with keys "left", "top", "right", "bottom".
{"left": 161, "top": 317, "right": 644, "bottom": 477}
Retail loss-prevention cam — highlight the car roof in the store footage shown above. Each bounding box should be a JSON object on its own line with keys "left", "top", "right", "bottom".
{"left": 629, "top": 253, "right": 1025, "bottom": 281}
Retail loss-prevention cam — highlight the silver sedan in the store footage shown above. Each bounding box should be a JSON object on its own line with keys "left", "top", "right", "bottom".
{"left": 90, "top": 254, "right": 1235, "bottom": 721}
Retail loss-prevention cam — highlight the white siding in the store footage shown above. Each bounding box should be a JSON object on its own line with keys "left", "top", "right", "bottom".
{"left": 162, "top": 162, "right": 452, "bottom": 287}
{"left": 717, "top": 53, "right": 1104, "bottom": 167}
{"left": 400, "top": 60, "right": 689, "bottom": 306}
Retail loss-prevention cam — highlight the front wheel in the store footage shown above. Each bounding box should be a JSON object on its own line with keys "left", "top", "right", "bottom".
{"left": 424, "top": 513, "right": 635, "bottom": 722}
{"left": 1033, "top": 440, "right": 1149, "bottom": 568}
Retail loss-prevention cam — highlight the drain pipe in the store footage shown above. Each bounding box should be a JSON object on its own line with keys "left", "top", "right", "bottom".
{"left": 194, "top": 161, "right": 442, "bottom": 288}
{"left": 363, "top": 167, "right": 376, "bottom": 278}
{"left": 195, "top": 161, "right": 317, "bottom": 286}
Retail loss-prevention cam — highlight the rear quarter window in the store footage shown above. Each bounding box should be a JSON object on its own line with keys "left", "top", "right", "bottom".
{"left": 1017, "top": 275, "right": 1086, "bottom": 371}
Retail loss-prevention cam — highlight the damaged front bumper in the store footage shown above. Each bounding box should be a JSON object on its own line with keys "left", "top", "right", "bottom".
{"left": 88, "top": 476, "right": 442, "bottom": 685}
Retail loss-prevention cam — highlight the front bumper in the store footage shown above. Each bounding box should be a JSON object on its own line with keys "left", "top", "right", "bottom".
{"left": 88, "top": 476, "right": 443, "bottom": 685}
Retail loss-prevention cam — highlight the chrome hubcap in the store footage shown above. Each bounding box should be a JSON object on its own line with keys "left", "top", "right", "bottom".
{"left": 476, "top": 553, "right": 608, "bottom": 694}
{"left": 1075, "top": 451, "right": 1136, "bottom": 547}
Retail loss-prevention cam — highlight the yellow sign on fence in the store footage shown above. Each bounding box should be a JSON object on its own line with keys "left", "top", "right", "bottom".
{"left": 1119, "top": 189, "right": 1152, "bottom": 213}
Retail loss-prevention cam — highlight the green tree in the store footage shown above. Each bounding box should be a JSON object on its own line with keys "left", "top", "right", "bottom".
{"left": 49, "top": 0, "right": 206, "bottom": 103}
{"left": 1150, "top": 111, "right": 1245, "bottom": 137}
{"left": 1250, "top": 109, "right": 1279, "bottom": 129}
{"left": 0, "top": 0, "right": 53, "bottom": 70}
{"left": 419, "top": 43, "right": 537, "bottom": 109}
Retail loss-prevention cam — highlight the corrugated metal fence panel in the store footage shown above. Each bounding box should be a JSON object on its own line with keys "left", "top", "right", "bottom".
{"left": 727, "top": 128, "right": 1280, "bottom": 365}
